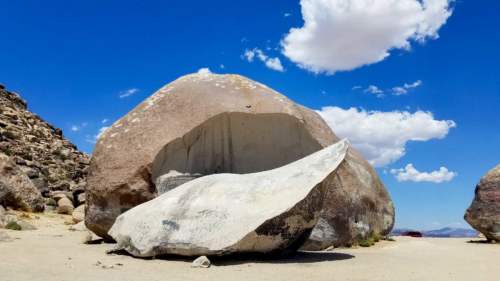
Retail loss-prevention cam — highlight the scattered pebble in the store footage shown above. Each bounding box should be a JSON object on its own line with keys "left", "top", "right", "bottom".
{"left": 191, "top": 256, "right": 211, "bottom": 268}
{"left": 94, "top": 261, "right": 123, "bottom": 270}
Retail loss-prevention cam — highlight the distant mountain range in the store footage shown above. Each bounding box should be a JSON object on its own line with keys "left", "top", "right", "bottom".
{"left": 391, "top": 227, "right": 479, "bottom": 238}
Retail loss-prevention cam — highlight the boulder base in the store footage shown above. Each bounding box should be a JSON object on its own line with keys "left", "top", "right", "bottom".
{"left": 108, "top": 141, "right": 349, "bottom": 257}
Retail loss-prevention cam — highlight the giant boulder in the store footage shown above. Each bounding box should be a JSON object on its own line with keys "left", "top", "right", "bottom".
{"left": 109, "top": 140, "right": 348, "bottom": 257}
{"left": 0, "top": 153, "right": 44, "bottom": 212}
{"left": 86, "top": 73, "right": 394, "bottom": 247}
{"left": 464, "top": 165, "right": 500, "bottom": 242}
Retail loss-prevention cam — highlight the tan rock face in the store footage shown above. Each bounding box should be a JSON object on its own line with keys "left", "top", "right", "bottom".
{"left": 86, "top": 73, "right": 395, "bottom": 246}
{"left": 465, "top": 165, "right": 500, "bottom": 242}
{"left": 0, "top": 153, "right": 45, "bottom": 212}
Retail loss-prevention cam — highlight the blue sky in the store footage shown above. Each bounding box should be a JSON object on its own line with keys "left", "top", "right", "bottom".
{"left": 1, "top": 0, "right": 499, "bottom": 230}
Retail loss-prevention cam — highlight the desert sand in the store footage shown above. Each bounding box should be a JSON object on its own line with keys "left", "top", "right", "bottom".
{"left": 0, "top": 213, "right": 498, "bottom": 281}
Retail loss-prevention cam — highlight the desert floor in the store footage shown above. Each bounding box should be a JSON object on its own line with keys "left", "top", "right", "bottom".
{"left": 0, "top": 213, "right": 498, "bottom": 281}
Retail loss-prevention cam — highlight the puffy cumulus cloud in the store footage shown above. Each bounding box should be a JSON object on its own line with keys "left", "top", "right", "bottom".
{"left": 282, "top": 0, "right": 453, "bottom": 74}
{"left": 243, "top": 48, "right": 285, "bottom": 72}
{"left": 391, "top": 164, "right": 457, "bottom": 183}
{"left": 316, "top": 106, "right": 456, "bottom": 167}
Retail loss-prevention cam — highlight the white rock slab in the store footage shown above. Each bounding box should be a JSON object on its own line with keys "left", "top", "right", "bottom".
{"left": 109, "top": 140, "right": 349, "bottom": 257}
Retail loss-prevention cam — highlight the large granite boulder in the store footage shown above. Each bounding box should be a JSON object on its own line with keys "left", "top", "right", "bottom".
{"left": 86, "top": 73, "right": 394, "bottom": 247}
{"left": 0, "top": 153, "right": 44, "bottom": 212}
{"left": 109, "top": 140, "right": 349, "bottom": 257}
{"left": 464, "top": 165, "right": 500, "bottom": 242}
{"left": 86, "top": 73, "right": 335, "bottom": 239}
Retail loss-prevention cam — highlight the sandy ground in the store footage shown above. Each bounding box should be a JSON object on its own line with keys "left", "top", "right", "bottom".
{"left": 0, "top": 213, "right": 498, "bottom": 281}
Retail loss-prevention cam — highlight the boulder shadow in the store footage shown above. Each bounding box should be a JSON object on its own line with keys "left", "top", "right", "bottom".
{"left": 106, "top": 249, "right": 355, "bottom": 266}
{"left": 467, "top": 239, "right": 497, "bottom": 244}
{"left": 211, "top": 251, "right": 355, "bottom": 266}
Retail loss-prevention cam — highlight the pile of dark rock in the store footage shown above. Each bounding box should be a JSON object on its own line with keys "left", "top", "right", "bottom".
{"left": 0, "top": 85, "right": 89, "bottom": 222}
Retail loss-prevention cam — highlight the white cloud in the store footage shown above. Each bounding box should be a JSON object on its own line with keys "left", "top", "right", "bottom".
{"left": 364, "top": 85, "right": 384, "bottom": 97}
{"left": 392, "top": 80, "right": 422, "bottom": 95}
{"left": 101, "top": 119, "right": 109, "bottom": 124}
{"left": 243, "top": 49, "right": 256, "bottom": 62}
{"left": 391, "top": 164, "right": 457, "bottom": 183}
{"left": 243, "top": 48, "right": 285, "bottom": 72}
{"left": 265, "top": 57, "right": 285, "bottom": 72}
{"left": 317, "top": 106, "right": 456, "bottom": 167}
{"left": 219, "top": 64, "right": 225, "bottom": 69}
{"left": 197, "top": 67, "right": 212, "bottom": 75}
{"left": 392, "top": 86, "right": 408, "bottom": 95}
{"left": 70, "top": 122, "right": 88, "bottom": 132}
{"left": 405, "top": 80, "right": 423, "bottom": 89}
{"left": 284, "top": 12, "right": 292, "bottom": 17}
{"left": 119, "top": 88, "right": 140, "bottom": 99}
{"left": 282, "top": 0, "right": 453, "bottom": 74}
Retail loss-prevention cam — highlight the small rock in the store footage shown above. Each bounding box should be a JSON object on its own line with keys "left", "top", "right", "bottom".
{"left": 191, "top": 256, "right": 211, "bottom": 268}
{"left": 57, "top": 197, "right": 74, "bottom": 215}
{"left": 16, "top": 220, "right": 37, "bottom": 231}
{"left": 72, "top": 204, "right": 85, "bottom": 223}
{"left": 102, "top": 265, "right": 115, "bottom": 270}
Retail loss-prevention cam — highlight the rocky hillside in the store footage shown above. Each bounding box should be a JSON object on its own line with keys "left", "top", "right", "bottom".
{"left": 0, "top": 85, "right": 90, "bottom": 197}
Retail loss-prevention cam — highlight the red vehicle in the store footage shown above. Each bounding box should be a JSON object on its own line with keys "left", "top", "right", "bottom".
{"left": 402, "top": 231, "right": 423, "bottom": 238}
